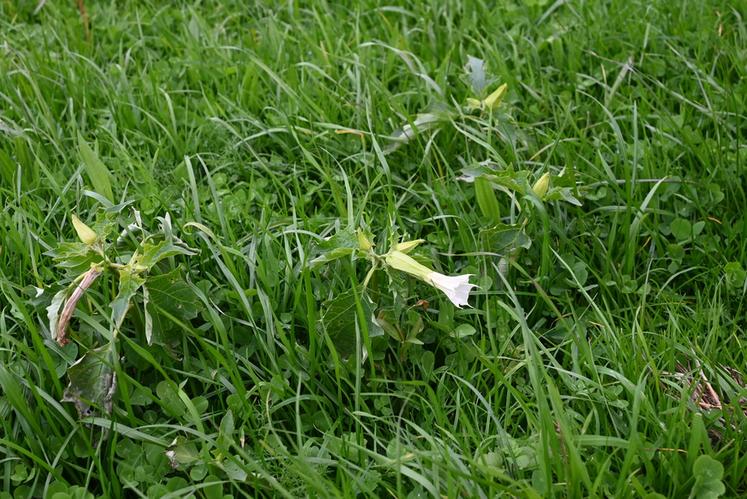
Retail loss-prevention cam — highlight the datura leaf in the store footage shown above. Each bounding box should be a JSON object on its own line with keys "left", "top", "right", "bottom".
{"left": 62, "top": 344, "right": 117, "bottom": 417}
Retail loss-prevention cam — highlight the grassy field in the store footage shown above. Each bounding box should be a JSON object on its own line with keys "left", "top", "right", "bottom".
{"left": 1, "top": 0, "right": 746, "bottom": 497}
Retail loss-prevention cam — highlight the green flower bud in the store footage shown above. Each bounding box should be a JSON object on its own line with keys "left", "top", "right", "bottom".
{"left": 357, "top": 229, "right": 373, "bottom": 251}
{"left": 483, "top": 83, "right": 508, "bottom": 110}
{"left": 532, "top": 172, "right": 551, "bottom": 199}
{"left": 71, "top": 214, "right": 97, "bottom": 245}
{"left": 394, "top": 239, "right": 425, "bottom": 254}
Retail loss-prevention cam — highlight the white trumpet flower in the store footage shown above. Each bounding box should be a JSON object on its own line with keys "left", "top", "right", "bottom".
{"left": 385, "top": 250, "right": 477, "bottom": 308}
{"left": 427, "top": 272, "right": 476, "bottom": 308}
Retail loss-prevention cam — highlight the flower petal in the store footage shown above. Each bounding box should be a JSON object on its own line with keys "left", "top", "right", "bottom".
{"left": 428, "top": 272, "right": 477, "bottom": 308}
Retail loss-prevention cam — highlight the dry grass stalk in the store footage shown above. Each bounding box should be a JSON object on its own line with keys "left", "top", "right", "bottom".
{"left": 76, "top": 0, "right": 91, "bottom": 42}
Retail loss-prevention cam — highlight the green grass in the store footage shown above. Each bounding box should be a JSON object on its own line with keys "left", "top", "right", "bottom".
{"left": 1, "top": 0, "right": 746, "bottom": 497}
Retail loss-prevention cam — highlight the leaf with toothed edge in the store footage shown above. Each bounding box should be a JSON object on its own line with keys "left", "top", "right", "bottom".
{"left": 137, "top": 240, "right": 197, "bottom": 269}
{"left": 309, "top": 227, "right": 359, "bottom": 268}
{"left": 466, "top": 55, "right": 492, "bottom": 94}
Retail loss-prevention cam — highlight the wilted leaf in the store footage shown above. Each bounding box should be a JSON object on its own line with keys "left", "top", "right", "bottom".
{"left": 62, "top": 344, "right": 117, "bottom": 417}
{"left": 142, "top": 284, "right": 153, "bottom": 345}
{"left": 466, "top": 55, "right": 491, "bottom": 94}
{"left": 387, "top": 112, "right": 450, "bottom": 152}
{"left": 47, "top": 289, "right": 68, "bottom": 339}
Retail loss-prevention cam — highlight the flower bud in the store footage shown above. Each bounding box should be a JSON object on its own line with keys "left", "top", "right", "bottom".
{"left": 357, "top": 229, "right": 373, "bottom": 251}
{"left": 483, "top": 83, "right": 508, "bottom": 110}
{"left": 394, "top": 239, "right": 425, "bottom": 254}
{"left": 466, "top": 98, "right": 482, "bottom": 110}
{"left": 71, "top": 214, "right": 97, "bottom": 245}
{"left": 532, "top": 172, "right": 551, "bottom": 199}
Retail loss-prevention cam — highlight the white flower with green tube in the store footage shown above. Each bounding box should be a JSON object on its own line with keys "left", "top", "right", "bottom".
{"left": 357, "top": 230, "right": 478, "bottom": 308}
{"left": 355, "top": 233, "right": 478, "bottom": 308}
{"left": 385, "top": 250, "right": 477, "bottom": 308}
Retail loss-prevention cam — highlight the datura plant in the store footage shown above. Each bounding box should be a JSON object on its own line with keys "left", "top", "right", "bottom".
{"left": 46, "top": 208, "right": 197, "bottom": 418}
{"left": 383, "top": 250, "right": 477, "bottom": 309}
{"left": 310, "top": 226, "right": 480, "bottom": 364}
{"left": 314, "top": 229, "right": 478, "bottom": 308}
{"left": 385, "top": 55, "right": 511, "bottom": 153}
